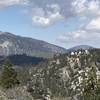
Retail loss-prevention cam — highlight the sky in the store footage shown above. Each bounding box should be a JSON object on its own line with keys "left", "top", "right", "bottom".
{"left": 0, "top": 0, "right": 100, "bottom": 49}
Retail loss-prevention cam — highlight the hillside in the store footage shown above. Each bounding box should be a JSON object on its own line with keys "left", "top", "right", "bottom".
{"left": 27, "top": 48, "right": 100, "bottom": 100}
{"left": 0, "top": 49, "right": 99, "bottom": 100}
{"left": 0, "top": 31, "right": 67, "bottom": 58}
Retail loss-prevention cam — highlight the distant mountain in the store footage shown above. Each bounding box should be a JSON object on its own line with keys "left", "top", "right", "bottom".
{"left": 0, "top": 31, "right": 67, "bottom": 58}
{"left": 68, "top": 45, "right": 94, "bottom": 52}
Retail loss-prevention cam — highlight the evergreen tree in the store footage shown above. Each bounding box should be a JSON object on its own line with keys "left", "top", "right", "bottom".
{"left": 0, "top": 59, "right": 19, "bottom": 89}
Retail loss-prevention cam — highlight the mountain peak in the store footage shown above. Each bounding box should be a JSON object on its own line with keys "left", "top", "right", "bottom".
{"left": 68, "top": 45, "right": 93, "bottom": 52}
{"left": 0, "top": 31, "right": 13, "bottom": 35}
{"left": 0, "top": 31, "right": 6, "bottom": 35}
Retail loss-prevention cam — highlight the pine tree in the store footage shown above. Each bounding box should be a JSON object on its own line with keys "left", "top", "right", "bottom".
{"left": 0, "top": 59, "right": 19, "bottom": 89}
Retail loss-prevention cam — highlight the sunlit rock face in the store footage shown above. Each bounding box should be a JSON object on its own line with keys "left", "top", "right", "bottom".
{"left": 0, "top": 41, "right": 13, "bottom": 56}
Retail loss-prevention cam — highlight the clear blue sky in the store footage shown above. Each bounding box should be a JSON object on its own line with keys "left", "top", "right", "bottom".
{"left": 0, "top": 0, "right": 100, "bottom": 49}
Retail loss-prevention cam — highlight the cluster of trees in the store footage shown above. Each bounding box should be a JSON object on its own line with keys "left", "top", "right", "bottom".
{"left": 0, "top": 59, "right": 19, "bottom": 89}
{"left": 68, "top": 49, "right": 100, "bottom": 100}
{"left": 82, "top": 65, "right": 100, "bottom": 100}
{"left": 27, "top": 49, "right": 100, "bottom": 100}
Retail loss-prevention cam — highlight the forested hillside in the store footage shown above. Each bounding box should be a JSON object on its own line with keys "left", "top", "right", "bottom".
{"left": 0, "top": 49, "right": 99, "bottom": 100}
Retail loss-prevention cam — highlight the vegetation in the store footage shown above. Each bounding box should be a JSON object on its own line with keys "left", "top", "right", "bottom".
{"left": 0, "top": 49, "right": 99, "bottom": 100}
{"left": 0, "top": 59, "right": 19, "bottom": 89}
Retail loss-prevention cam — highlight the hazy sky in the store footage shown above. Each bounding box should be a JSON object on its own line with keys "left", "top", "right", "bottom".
{"left": 0, "top": 0, "right": 100, "bottom": 49}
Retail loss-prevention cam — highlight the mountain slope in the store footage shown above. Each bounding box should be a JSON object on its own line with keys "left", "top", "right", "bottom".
{"left": 0, "top": 32, "right": 67, "bottom": 58}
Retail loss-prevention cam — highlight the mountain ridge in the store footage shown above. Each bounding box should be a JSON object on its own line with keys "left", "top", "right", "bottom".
{"left": 0, "top": 31, "right": 95, "bottom": 58}
{"left": 0, "top": 31, "right": 67, "bottom": 58}
{"left": 68, "top": 45, "right": 94, "bottom": 52}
